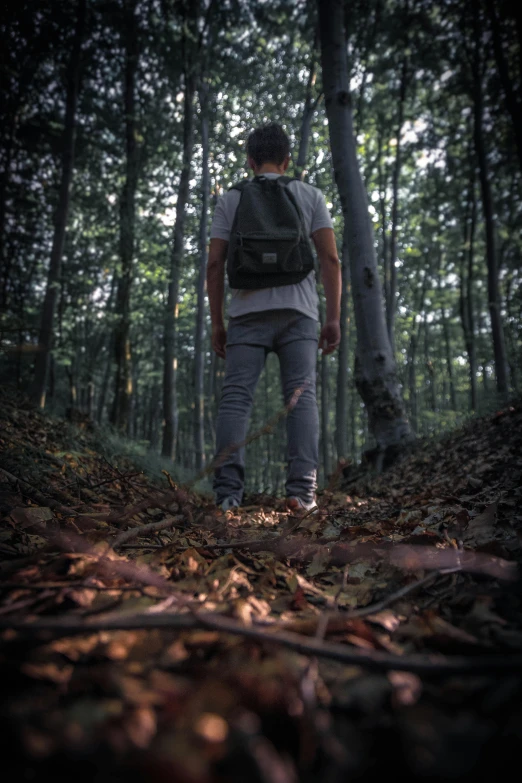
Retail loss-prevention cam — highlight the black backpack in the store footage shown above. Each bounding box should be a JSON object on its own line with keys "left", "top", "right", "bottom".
{"left": 226, "top": 175, "right": 315, "bottom": 290}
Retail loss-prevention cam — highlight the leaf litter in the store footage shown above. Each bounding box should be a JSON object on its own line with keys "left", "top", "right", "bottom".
{"left": 1, "top": 389, "right": 522, "bottom": 780}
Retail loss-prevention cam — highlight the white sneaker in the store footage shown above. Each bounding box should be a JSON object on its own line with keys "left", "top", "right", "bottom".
{"left": 286, "top": 496, "right": 317, "bottom": 512}
{"left": 221, "top": 497, "right": 240, "bottom": 512}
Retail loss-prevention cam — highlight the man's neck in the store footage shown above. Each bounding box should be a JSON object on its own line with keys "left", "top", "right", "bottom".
{"left": 254, "top": 163, "right": 286, "bottom": 175}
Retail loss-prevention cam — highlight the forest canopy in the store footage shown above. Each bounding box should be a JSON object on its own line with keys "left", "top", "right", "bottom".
{"left": 1, "top": 0, "right": 521, "bottom": 491}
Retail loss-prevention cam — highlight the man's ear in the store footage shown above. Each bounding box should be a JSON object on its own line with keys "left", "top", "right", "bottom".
{"left": 282, "top": 155, "right": 290, "bottom": 172}
{"left": 247, "top": 156, "right": 257, "bottom": 173}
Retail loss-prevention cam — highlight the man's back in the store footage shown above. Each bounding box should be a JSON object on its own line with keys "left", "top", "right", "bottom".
{"left": 210, "top": 174, "right": 333, "bottom": 321}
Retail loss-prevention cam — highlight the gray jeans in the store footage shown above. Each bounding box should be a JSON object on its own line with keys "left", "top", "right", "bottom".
{"left": 213, "top": 309, "right": 319, "bottom": 504}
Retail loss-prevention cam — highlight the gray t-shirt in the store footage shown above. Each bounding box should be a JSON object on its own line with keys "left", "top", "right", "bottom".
{"left": 210, "top": 173, "right": 333, "bottom": 321}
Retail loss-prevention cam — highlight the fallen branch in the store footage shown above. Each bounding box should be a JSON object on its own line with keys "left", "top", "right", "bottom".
{"left": 390, "top": 545, "right": 519, "bottom": 581}
{"left": 112, "top": 514, "right": 185, "bottom": 549}
{"left": 0, "top": 467, "right": 75, "bottom": 517}
{"left": 293, "top": 568, "right": 461, "bottom": 639}
{"left": 2, "top": 610, "right": 522, "bottom": 674}
{"left": 0, "top": 582, "right": 151, "bottom": 592}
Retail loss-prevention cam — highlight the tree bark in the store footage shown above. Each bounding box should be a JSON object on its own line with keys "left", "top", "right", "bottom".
{"left": 387, "top": 54, "right": 409, "bottom": 353}
{"left": 437, "top": 262, "right": 456, "bottom": 410}
{"left": 318, "top": 0, "right": 413, "bottom": 463}
{"left": 110, "top": 0, "right": 140, "bottom": 432}
{"left": 471, "top": 13, "right": 509, "bottom": 397}
{"left": 193, "top": 80, "right": 210, "bottom": 471}
{"left": 320, "top": 348, "right": 330, "bottom": 481}
{"left": 30, "top": 0, "right": 86, "bottom": 408}
{"left": 485, "top": 0, "right": 522, "bottom": 173}
{"left": 335, "top": 239, "right": 350, "bottom": 459}
{"left": 408, "top": 266, "right": 429, "bottom": 434}
{"left": 459, "top": 166, "right": 478, "bottom": 411}
{"left": 162, "top": 63, "right": 197, "bottom": 458}
{"left": 376, "top": 126, "right": 389, "bottom": 311}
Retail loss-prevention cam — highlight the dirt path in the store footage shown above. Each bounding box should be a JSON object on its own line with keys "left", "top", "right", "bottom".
{"left": 1, "top": 392, "right": 521, "bottom": 781}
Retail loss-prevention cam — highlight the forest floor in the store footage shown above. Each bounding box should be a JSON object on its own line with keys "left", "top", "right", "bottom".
{"left": 0, "top": 390, "right": 522, "bottom": 782}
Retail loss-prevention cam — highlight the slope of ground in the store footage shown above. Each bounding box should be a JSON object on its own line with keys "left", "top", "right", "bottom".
{"left": 0, "top": 389, "right": 521, "bottom": 782}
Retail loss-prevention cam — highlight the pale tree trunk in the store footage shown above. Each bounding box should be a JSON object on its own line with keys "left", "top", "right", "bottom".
{"left": 387, "top": 53, "right": 409, "bottom": 353}
{"left": 437, "top": 261, "right": 456, "bottom": 410}
{"left": 30, "top": 0, "right": 86, "bottom": 407}
{"left": 423, "top": 315, "right": 436, "bottom": 415}
{"left": 318, "top": 0, "right": 413, "bottom": 464}
{"left": 335, "top": 239, "right": 350, "bottom": 459}
{"left": 376, "top": 126, "right": 389, "bottom": 309}
{"left": 193, "top": 79, "right": 210, "bottom": 471}
{"left": 459, "top": 165, "right": 478, "bottom": 410}
{"left": 408, "top": 266, "right": 429, "bottom": 433}
{"left": 320, "top": 347, "right": 330, "bottom": 480}
{"left": 162, "top": 65, "right": 197, "bottom": 458}
{"left": 110, "top": 0, "right": 140, "bottom": 432}
{"left": 318, "top": 299, "right": 331, "bottom": 480}
{"left": 206, "top": 349, "right": 217, "bottom": 445}
{"left": 471, "top": 13, "right": 509, "bottom": 397}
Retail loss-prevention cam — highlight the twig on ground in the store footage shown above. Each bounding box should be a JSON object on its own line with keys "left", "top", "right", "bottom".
{"left": 0, "top": 582, "right": 152, "bottom": 592}
{"left": 112, "top": 515, "right": 185, "bottom": 549}
{"left": 2, "top": 610, "right": 522, "bottom": 674}
{"left": 0, "top": 468, "right": 75, "bottom": 517}
{"left": 309, "top": 567, "right": 462, "bottom": 642}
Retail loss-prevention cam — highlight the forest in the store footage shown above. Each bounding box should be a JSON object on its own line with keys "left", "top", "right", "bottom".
{"left": 2, "top": 0, "right": 521, "bottom": 489}
{"left": 1, "top": 0, "right": 522, "bottom": 780}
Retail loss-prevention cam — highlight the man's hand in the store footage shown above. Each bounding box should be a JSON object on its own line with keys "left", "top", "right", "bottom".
{"left": 212, "top": 324, "right": 227, "bottom": 359}
{"left": 312, "top": 228, "right": 341, "bottom": 355}
{"left": 319, "top": 320, "right": 341, "bottom": 355}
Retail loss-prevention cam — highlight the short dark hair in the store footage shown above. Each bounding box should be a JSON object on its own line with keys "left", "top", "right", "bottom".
{"left": 246, "top": 123, "right": 290, "bottom": 167}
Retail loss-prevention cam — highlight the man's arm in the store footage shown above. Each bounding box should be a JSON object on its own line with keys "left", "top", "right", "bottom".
{"left": 207, "top": 237, "right": 228, "bottom": 358}
{"left": 312, "top": 227, "right": 342, "bottom": 355}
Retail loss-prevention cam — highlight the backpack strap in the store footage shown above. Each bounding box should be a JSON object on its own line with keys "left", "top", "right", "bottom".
{"left": 229, "top": 179, "right": 251, "bottom": 192}
{"left": 277, "top": 175, "right": 299, "bottom": 186}
{"left": 230, "top": 175, "right": 298, "bottom": 190}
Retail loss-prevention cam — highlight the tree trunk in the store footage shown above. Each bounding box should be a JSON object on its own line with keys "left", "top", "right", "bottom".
{"left": 206, "top": 348, "right": 217, "bottom": 447}
{"left": 408, "top": 267, "right": 429, "bottom": 433}
{"left": 459, "top": 166, "right": 478, "bottom": 411}
{"left": 437, "top": 268, "right": 456, "bottom": 410}
{"left": 318, "top": 0, "right": 413, "bottom": 463}
{"left": 320, "top": 349, "right": 330, "bottom": 481}
{"left": 161, "top": 66, "right": 195, "bottom": 459}
{"left": 162, "top": 65, "right": 197, "bottom": 458}
{"left": 30, "top": 0, "right": 86, "bottom": 408}
{"left": 335, "top": 239, "right": 350, "bottom": 459}
{"left": 485, "top": 0, "right": 522, "bottom": 173}
{"left": 110, "top": 0, "right": 140, "bottom": 432}
{"left": 423, "top": 315, "right": 436, "bottom": 415}
{"left": 387, "top": 54, "right": 408, "bottom": 353}
{"left": 471, "top": 14, "right": 509, "bottom": 397}
{"left": 193, "top": 80, "right": 210, "bottom": 471}
{"left": 376, "top": 126, "right": 389, "bottom": 310}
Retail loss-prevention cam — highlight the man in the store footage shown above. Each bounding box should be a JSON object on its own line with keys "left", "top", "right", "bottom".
{"left": 207, "top": 123, "right": 341, "bottom": 511}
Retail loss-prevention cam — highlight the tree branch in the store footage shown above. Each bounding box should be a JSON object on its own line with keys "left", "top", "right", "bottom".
{"left": 2, "top": 610, "right": 521, "bottom": 674}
